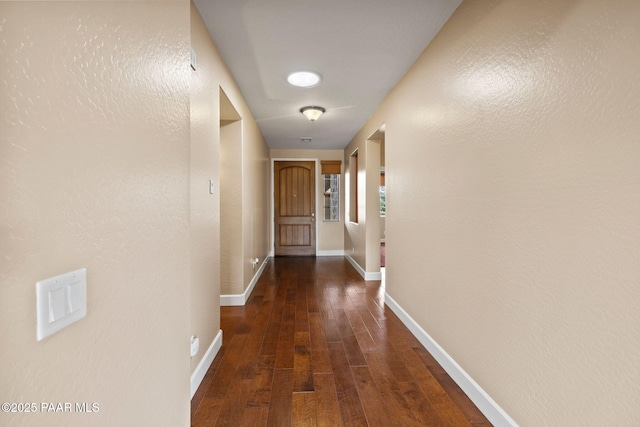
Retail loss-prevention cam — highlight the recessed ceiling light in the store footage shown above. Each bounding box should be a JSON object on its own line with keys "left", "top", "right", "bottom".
{"left": 287, "top": 71, "right": 321, "bottom": 88}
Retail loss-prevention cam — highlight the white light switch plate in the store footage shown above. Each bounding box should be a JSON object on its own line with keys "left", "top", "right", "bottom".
{"left": 36, "top": 268, "right": 87, "bottom": 341}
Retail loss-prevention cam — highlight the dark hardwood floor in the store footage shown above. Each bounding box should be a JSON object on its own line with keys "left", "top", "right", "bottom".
{"left": 191, "top": 256, "right": 491, "bottom": 426}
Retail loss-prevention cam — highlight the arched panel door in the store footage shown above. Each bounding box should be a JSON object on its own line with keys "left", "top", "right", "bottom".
{"left": 274, "top": 161, "right": 316, "bottom": 256}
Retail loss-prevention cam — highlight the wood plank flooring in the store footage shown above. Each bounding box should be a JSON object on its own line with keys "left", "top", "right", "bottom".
{"left": 191, "top": 256, "right": 491, "bottom": 427}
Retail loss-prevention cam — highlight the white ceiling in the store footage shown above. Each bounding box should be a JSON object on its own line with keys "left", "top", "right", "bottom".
{"left": 194, "top": 0, "right": 462, "bottom": 150}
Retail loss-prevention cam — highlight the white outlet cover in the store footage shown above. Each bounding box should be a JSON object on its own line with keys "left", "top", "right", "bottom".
{"left": 190, "top": 336, "right": 200, "bottom": 357}
{"left": 36, "top": 268, "right": 87, "bottom": 341}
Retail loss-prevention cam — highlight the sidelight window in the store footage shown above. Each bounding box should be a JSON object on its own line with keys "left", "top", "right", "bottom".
{"left": 320, "top": 160, "right": 341, "bottom": 222}
{"left": 322, "top": 174, "right": 340, "bottom": 221}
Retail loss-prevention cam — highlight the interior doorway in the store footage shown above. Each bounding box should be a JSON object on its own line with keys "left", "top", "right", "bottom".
{"left": 367, "top": 124, "right": 386, "bottom": 280}
{"left": 219, "top": 88, "right": 242, "bottom": 296}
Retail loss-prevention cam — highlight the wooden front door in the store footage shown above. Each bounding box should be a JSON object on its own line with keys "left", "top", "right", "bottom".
{"left": 274, "top": 161, "right": 316, "bottom": 256}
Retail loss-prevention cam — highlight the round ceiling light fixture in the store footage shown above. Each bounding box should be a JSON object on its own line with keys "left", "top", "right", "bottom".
{"left": 300, "top": 106, "right": 326, "bottom": 121}
{"left": 287, "top": 71, "right": 321, "bottom": 88}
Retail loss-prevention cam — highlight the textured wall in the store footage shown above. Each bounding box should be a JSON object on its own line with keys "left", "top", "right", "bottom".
{"left": 351, "top": 0, "right": 640, "bottom": 424}
{"left": 241, "top": 114, "right": 270, "bottom": 293}
{"left": 190, "top": 3, "right": 221, "bottom": 373}
{"left": 270, "top": 149, "right": 345, "bottom": 253}
{"left": 220, "top": 120, "right": 243, "bottom": 295}
{"left": 0, "top": 2, "right": 191, "bottom": 426}
{"left": 191, "top": 3, "right": 271, "bottom": 299}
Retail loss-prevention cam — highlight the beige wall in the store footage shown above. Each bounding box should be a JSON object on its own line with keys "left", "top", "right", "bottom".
{"left": 350, "top": 0, "right": 640, "bottom": 425}
{"left": 190, "top": 4, "right": 221, "bottom": 373}
{"left": 242, "top": 117, "right": 271, "bottom": 292}
{"left": 192, "top": 1, "right": 270, "bottom": 301}
{"left": 271, "top": 149, "right": 345, "bottom": 254}
{"left": 192, "top": 12, "right": 269, "bottom": 300}
{"left": 1, "top": 2, "right": 191, "bottom": 426}
{"left": 220, "top": 119, "right": 243, "bottom": 295}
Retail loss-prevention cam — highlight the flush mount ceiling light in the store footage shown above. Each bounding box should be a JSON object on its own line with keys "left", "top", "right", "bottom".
{"left": 300, "top": 106, "right": 326, "bottom": 121}
{"left": 287, "top": 71, "right": 321, "bottom": 88}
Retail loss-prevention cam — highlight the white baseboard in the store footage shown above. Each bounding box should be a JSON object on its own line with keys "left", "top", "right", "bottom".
{"left": 383, "top": 293, "right": 518, "bottom": 427}
{"left": 366, "top": 271, "right": 382, "bottom": 280}
{"left": 219, "top": 293, "right": 243, "bottom": 306}
{"left": 190, "top": 329, "right": 222, "bottom": 399}
{"left": 345, "top": 254, "right": 382, "bottom": 281}
{"left": 220, "top": 257, "right": 269, "bottom": 306}
{"left": 317, "top": 250, "right": 345, "bottom": 256}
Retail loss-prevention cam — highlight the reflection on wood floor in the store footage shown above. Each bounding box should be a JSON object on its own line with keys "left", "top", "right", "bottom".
{"left": 191, "top": 256, "right": 491, "bottom": 426}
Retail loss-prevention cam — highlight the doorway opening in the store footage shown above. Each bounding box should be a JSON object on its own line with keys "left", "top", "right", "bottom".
{"left": 219, "top": 88, "right": 242, "bottom": 296}
{"left": 366, "top": 124, "right": 386, "bottom": 283}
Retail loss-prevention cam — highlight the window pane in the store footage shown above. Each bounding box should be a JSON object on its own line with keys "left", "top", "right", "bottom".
{"left": 323, "top": 174, "right": 340, "bottom": 221}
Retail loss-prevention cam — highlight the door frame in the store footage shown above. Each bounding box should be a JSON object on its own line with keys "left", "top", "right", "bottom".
{"left": 270, "top": 158, "right": 319, "bottom": 256}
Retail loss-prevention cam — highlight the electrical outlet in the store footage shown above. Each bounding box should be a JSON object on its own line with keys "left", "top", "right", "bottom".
{"left": 190, "top": 336, "right": 199, "bottom": 357}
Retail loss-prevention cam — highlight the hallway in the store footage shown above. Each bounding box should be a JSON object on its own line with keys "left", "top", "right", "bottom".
{"left": 191, "top": 257, "right": 490, "bottom": 426}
